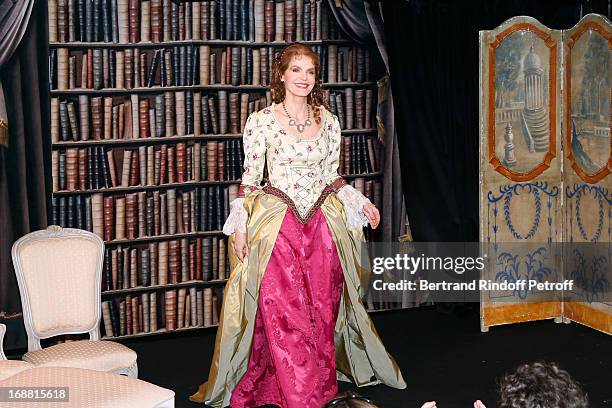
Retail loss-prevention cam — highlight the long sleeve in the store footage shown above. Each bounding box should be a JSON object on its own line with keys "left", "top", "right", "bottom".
{"left": 222, "top": 111, "right": 267, "bottom": 235}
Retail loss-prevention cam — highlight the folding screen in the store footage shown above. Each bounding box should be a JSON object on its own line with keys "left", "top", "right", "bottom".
{"left": 479, "top": 14, "right": 611, "bottom": 334}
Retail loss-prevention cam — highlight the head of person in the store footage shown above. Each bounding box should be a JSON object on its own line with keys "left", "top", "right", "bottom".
{"left": 270, "top": 42, "right": 328, "bottom": 124}
{"left": 324, "top": 391, "right": 381, "bottom": 408}
{"left": 498, "top": 361, "right": 588, "bottom": 408}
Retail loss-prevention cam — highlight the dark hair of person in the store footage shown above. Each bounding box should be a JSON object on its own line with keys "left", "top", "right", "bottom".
{"left": 498, "top": 361, "right": 588, "bottom": 408}
{"left": 270, "top": 42, "right": 329, "bottom": 125}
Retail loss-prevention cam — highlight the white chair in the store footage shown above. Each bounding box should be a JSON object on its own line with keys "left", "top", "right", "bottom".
{"left": 11, "top": 226, "right": 138, "bottom": 377}
{"left": 0, "top": 324, "right": 174, "bottom": 408}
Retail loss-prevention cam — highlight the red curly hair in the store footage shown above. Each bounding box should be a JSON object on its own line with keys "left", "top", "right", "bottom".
{"left": 270, "top": 43, "right": 329, "bottom": 125}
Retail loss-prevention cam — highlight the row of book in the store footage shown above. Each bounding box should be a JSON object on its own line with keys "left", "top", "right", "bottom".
{"left": 51, "top": 89, "right": 375, "bottom": 143}
{"left": 101, "top": 286, "right": 223, "bottom": 338}
{"left": 51, "top": 186, "right": 235, "bottom": 239}
{"left": 49, "top": 0, "right": 339, "bottom": 44}
{"left": 52, "top": 141, "right": 244, "bottom": 192}
{"left": 51, "top": 44, "right": 371, "bottom": 90}
{"left": 103, "top": 236, "right": 228, "bottom": 292}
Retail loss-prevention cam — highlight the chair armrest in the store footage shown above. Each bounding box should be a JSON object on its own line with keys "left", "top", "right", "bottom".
{"left": 0, "top": 324, "right": 6, "bottom": 360}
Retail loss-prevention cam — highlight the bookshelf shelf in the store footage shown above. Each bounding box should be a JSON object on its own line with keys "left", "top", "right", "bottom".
{"left": 51, "top": 128, "right": 377, "bottom": 148}
{"left": 50, "top": 82, "right": 377, "bottom": 96}
{"left": 48, "top": 0, "right": 389, "bottom": 340}
{"left": 102, "top": 279, "right": 228, "bottom": 296}
{"left": 50, "top": 39, "right": 352, "bottom": 49}
{"left": 53, "top": 179, "right": 242, "bottom": 196}
{"left": 101, "top": 324, "right": 218, "bottom": 341}
{"left": 104, "top": 230, "right": 225, "bottom": 247}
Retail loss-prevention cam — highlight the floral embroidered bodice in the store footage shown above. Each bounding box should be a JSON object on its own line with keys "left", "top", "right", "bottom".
{"left": 241, "top": 104, "right": 342, "bottom": 218}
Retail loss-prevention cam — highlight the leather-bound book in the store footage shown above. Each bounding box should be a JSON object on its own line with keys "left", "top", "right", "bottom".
{"left": 138, "top": 146, "right": 146, "bottom": 186}
{"left": 228, "top": 47, "right": 239, "bottom": 86}
{"left": 105, "top": 149, "right": 117, "bottom": 187}
{"left": 178, "top": 2, "right": 185, "bottom": 40}
{"left": 148, "top": 108, "right": 156, "bottom": 139}
{"left": 51, "top": 98, "right": 60, "bottom": 143}
{"left": 101, "top": 0, "right": 111, "bottom": 42}
{"left": 147, "top": 50, "right": 159, "bottom": 87}
{"left": 102, "top": 97, "right": 112, "bottom": 139}
{"left": 109, "top": 50, "right": 117, "bottom": 88}
{"left": 149, "top": 242, "right": 158, "bottom": 285}
{"left": 57, "top": 48, "right": 69, "bottom": 90}
{"left": 200, "top": 1, "right": 209, "bottom": 40}
{"left": 217, "top": 91, "right": 227, "bottom": 134}
{"left": 345, "top": 88, "right": 353, "bottom": 130}
{"left": 228, "top": 93, "right": 239, "bottom": 134}
{"left": 264, "top": 0, "right": 274, "bottom": 42}
{"left": 150, "top": 0, "right": 161, "bottom": 42}
{"left": 125, "top": 193, "right": 137, "bottom": 240}
{"left": 129, "top": 148, "right": 140, "bottom": 185}
{"left": 155, "top": 94, "right": 165, "bottom": 137}
{"left": 218, "top": 0, "right": 226, "bottom": 39}
{"left": 178, "top": 46, "right": 185, "bottom": 86}
{"left": 216, "top": 141, "right": 225, "bottom": 181}
{"left": 93, "top": 0, "right": 101, "bottom": 41}
{"left": 162, "top": 0, "right": 170, "bottom": 41}
{"left": 192, "top": 1, "right": 200, "bottom": 40}
{"left": 168, "top": 240, "right": 179, "bottom": 284}
{"left": 142, "top": 293, "right": 150, "bottom": 332}
{"left": 175, "top": 194, "right": 183, "bottom": 233}
{"left": 176, "top": 143, "right": 186, "bottom": 183}
{"left": 335, "top": 93, "right": 345, "bottom": 129}
{"left": 209, "top": 0, "right": 217, "bottom": 39}
{"left": 200, "top": 95, "right": 210, "bottom": 134}
{"left": 174, "top": 92, "right": 185, "bottom": 137}
{"left": 65, "top": 148, "right": 78, "bottom": 191}
{"left": 215, "top": 186, "right": 223, "bottom": 230}
{"left": 170, "top": 0, "right": 178, "bottom": 40}
{"left": 146, "top": 195, "right": 154, "bottom": 236}
{"left": 327, "top": 45, "right": 337, "bottom": 84}
{"left": 185, "top": 91, "right": 193, "bottom": 134}
{"left": 123, "top": 100, "right": 132, "bottom": 138}
{"left": 185, "top": 2, "right": 192, "bottom": 39}
{"left": 104, "top": 196, "right": 115, "bottom": 241}
{"left": 158, "top": 241, "right": 168, "bottom": 285}
{"left": 164, "top": 91, "right": 174, "bottom": 137}
{"left": 354, "top": 89, "right": 364, "bottom": 129}
{"left": 124, "top": 49, "right": 133, "bottom": 89}
{"left": 77, "top": 148, "right": 88, "bottom": 189}
{"left": 159, "top": 144, "right": 167, "bottom": 184}
{"left": 168, "top": 146, "right": 176, "bottom": 184}
{"left": 260, "top": 48, "right": 269, "bottom": 86}
{"left": 365, "top": 89, "right": 373, "bottom": 129}
{"left": 149, "top": 292, "right": 157, "bottom": 332}
{"left": 120, "top": 149, "right": 132, "bottom": 186}
{"left": 154, "top": 149, "right": 161, "bottom": 185}
{"left": 274, "top": 2, "right": 285, "bottom": 41}
{"left": 342, "top": 136, "right": 350, "bottom": 175}
{"left": 141, "top": 0, "right": 151, "bottom": 42}
{"left": 177, "top": 288, "right": 186, "bottom": 328}
{"left": 138, "top": 99, "right": 149, "bottom": 138}
{"left": 199, "top": 45, "right": 210, "bottom": 86}
{"left": 137, "top": 51, "right": 146, "bottom": 88}
{"left": 128, "top": 0, "right": 139, "bottom": 42}
{"left": 167, "top": 188, "right": 177, "bottom": 234}
{"left": 92, "top": 49, "right": 103, "bottom": 90}
{"left": 180, "top": 238, "right": 189, "bottom": 280}
{"left": 130, "top": 94, "right": 139, "bottom": 138}
{"left": 146, "top": 145, "right": 154, "bottom": 185}
{"left": 57, "top": 0, "right": 67, "bottom": 42}
{"left": 66, "top": 102, "right": 78, "bottom": 140}
{"left": 49, "top": 0, "right": 58, "bottom": 42}
{"left": 208, "top": 96, "right": 218, "bottom": 134}
{"left": 206, "top": 141, "right": 218, "bottom": 181}
{"left": 117, "top": 0, "right": 129, "bottom": 43}
{"left": 111, "top": 103, "right": 119, "bottom": 140}
{"left": 68, "top": 55, "right": 76, "bottom": 89}
{"left": 203, "top": 287, "right": 212, "bottom": 326}
{"left": 90, "top": 97, "right": 103, "bottom": 140}
{"left": 114, "top": 196, "right": 125, "bottom": 240}
{"left": 141, "top": 246, "right": 151, "bottom": 286}
{"left": 285, "top": 0, "right": 296, "bottom": 42}
{"left": 209, "top": 53, "right": 216, "bottom": 84}
{"left": 163, "top": 49, "right": 172, "bottom": 86}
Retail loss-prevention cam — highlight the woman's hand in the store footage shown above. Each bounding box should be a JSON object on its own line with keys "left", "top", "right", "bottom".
{"left": 420, "top": 402, "right": 437, "bottom": 408}
{"left": 362, "top": 202, "right": 380, "bottom": 229}
{"left": 474, "top": 400, "right": 487, "bottom": 408}
{"left": 232, "top": 230, "right": 248, "bottom": 262}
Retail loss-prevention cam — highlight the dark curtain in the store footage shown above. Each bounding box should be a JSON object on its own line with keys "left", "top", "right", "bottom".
{"left": 382, "top": 0, "right": 610, "bottom": 242}
{"left": 327, "top": 0, "right": 407, "bottom": 242}
{"left": 0, "top": 0, "right": 50, "bottom": 351}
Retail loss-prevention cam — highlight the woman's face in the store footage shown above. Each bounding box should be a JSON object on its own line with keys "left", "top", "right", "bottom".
{"left": 281, "top": 54, "right": 316, "bottom": 98}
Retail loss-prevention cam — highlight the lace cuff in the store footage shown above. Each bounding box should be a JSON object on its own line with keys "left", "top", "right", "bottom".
{"left": 336, "top": 184, "right": 372, "bottom": 230}
{"left": 222, "top": 198, "right": 248, "bottom": 235}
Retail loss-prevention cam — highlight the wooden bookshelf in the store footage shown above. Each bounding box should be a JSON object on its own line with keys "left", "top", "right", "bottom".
{"left": 48, "top": 0, "right": 390, "bottom": 340}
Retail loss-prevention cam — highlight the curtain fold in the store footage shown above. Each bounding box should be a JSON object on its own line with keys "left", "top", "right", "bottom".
{"left": 0, "top": 0, "right": 50, "bottom": 351}
{"left": 326, "top": 0, "right": 407, "bottom": 243}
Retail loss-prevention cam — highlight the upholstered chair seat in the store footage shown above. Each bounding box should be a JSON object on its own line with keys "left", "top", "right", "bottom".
{"left": 0, "top": 366, "right": 175, "bottom": 408}
{"left": 23, "top": 339, "right": 137, "bottom": 373}
{"left": 0, "top": 360, "right": 34, "bottom": 381}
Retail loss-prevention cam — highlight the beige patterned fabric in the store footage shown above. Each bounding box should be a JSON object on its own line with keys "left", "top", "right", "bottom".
{"left": 0, "top": 366, "right": 174, "bottom": 407}
{"left": 0, "top": 360, "right": 34, "bottom": 381}
{"left": 23, "top": 340, "right": 137, "bottom": 372}
{"left": 17, "top": 237, "right": 99, "bottom": 336}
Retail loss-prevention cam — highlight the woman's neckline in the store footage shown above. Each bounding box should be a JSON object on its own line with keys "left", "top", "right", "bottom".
{"left": 268, "top": 103, "right": 326, "bottom": 142}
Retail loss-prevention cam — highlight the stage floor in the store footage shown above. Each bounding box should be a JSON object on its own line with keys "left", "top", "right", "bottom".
{"left": 124, "top": 305, "right": 611, "bottom": 407}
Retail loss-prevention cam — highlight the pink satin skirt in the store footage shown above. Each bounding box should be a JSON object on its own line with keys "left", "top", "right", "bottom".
{"left": 229, "top": 207, "right": 345, "bottom": 408}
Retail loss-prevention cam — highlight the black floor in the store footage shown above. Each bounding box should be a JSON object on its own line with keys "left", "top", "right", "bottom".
{"left": 123, "top": 306, "right": 612, "bottom": 408}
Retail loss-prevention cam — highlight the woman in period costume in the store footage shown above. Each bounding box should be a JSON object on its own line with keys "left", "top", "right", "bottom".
{"left": 190, "top": 43, "right": 406, "bottom": 408}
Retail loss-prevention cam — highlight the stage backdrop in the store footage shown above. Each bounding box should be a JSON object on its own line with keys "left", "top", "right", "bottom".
{"left": 479, "top": 14, "right": 611, "bottom": 334}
